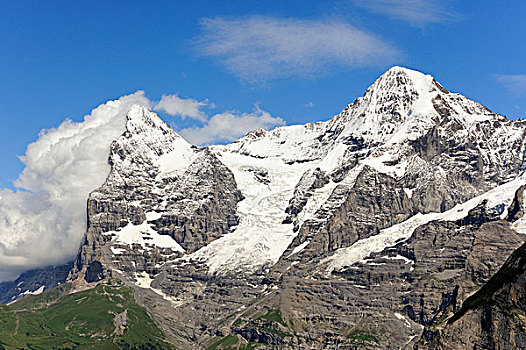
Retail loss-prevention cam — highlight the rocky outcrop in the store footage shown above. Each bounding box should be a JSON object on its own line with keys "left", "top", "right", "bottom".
{"left": 151, "top": 152, "right": 243, "bottom": 253}
{"left": 0, "top": 262, "right": 72, "bottom": 304}
{"left": 418, "top": 241, "right": 526, "bottom": 349}
{"left": 69, "top": 106, "right": 242, "bottom": 286}
{"left": 280, "top": 166, "right": 415, "bottom": 267}
{"left": 249, "top": 195, "right": 523, "bottom": 349}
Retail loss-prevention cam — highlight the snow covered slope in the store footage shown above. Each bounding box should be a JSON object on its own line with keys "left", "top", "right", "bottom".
{"left": 184, "top": 152, "right": 315, "bottom": 274}
{"left": 320, "top": 173, "right": 526, "bottom": 275}
{"left": 56, "top": 67, "right": 526, "bottom": 349}
{"left": 177, "top": 66, "right": 526, "bottom": 276}
{"left": 72, "top": 66, "right": 526, "bottom": 283}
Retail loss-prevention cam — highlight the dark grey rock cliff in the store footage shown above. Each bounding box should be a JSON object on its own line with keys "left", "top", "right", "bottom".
{"left": 417, "top": 241, "right": 526, "bottom": 349}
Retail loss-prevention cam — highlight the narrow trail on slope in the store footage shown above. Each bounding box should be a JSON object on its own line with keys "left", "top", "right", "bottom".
{"left": 13, "top": 314, "right": 19, "bottom": 336}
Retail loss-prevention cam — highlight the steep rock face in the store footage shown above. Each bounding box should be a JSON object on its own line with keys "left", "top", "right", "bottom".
{"left": 419, "top": 242, "right": 526, "bottom": 349}
{"left": 415, "top": 186, "right": 526, "bottom": 349}
{"left": 70, "top": 105, "right": 242, "bottom": 285}
{"left": 270, "top": 67, "right": 526, "bottom": 277}
{"left": 251, "top": 181, "right": 525, "bottom": 349}
{"left": 279, "top": 166, "right": 415, "bottom": 267}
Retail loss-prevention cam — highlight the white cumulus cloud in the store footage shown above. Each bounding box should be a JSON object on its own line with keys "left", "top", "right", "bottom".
{"left": 196, "top": 16, "right": 399, "bottom": 82}
{"left": 179, "top": 105, "right": 285, "bottom": 145}
{"left": 0, "top": 89, "right": 285, "bottom": 281}
{"left": 351, "top": 0, "right": 460, "bottom": 26}
{"left": 154, "top": 94, "right": 210, "bottom": 121}
{"left": 0, "top": 91, "right": 151, "bottom": 281}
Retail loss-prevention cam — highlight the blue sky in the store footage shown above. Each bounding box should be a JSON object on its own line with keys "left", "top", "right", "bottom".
{"left": 1, "top": 0, "right": 525, "bottom": 188}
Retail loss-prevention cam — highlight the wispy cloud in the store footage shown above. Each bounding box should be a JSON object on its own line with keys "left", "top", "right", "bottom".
{"left": 179, "top": 105, "right": 285, "bottom": 145}
{"left": 154, "top": 94, "right": 210, "bottom": 122}
{"left": 351, "top": 0, "right": 460, "bottom": 26}
{"left": 195, "top": 16, "right": 399, "bottom": 82}
{"left": 495, "top": 74, "right": 526, "bottom": 96}
{"left": 304, "top": 102, "right": 315, "bottom": 108}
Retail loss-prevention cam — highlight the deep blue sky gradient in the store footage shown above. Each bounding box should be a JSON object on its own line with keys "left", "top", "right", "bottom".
{"left": 1, "top": 1, "right": 525, "bottom": 187}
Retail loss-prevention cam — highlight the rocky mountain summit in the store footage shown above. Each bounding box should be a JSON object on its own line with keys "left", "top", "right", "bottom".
{"left": 3, "top": 66, "right": 526, "bottom": 349}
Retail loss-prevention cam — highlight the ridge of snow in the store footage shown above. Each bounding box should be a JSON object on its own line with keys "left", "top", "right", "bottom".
{"left": 20, "top": 285, "right": 45, "bottom": 296}
{"left": 320, "top": 174, "right": 526, "bottom": 275}
{"left": 221, "top": 122, "right": 333, "bottom": 164}
{"left": 287, "top": 240, "right": 311, "bottom": 258}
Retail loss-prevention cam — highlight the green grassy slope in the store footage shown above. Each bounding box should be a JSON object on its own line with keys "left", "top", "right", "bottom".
{"left": 0, "top": 281, "right": 173, "bottom": 350}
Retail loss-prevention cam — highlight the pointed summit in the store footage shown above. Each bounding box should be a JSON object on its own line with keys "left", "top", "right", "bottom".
{"left": 384, "top": 65, "right": 430, "bottom": 77}
{"left": 334, "top": 66, "right": 499, "bottom": 145}
{"left": 363, "top": 66, "right": 436, "bottom": 102}
{"left": 378, "top": 66, "right": 435, "bottom": 85}
{"left": 125, "top": 104, "right": 177, "bottom": 137}
{"left": 329, "top": 66, "right": 446, "bottom": 146}
{"left": 107, "top": 105, "right": 197, "bottom": 177}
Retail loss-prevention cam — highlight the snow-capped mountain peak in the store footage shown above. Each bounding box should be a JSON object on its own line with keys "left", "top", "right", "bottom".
{"left": 77, "top": 68, "right": 526, "bottom": 286}
{"left": 335, "top": 67, "right": 440, "bottom": 145}
{"left": 364, "top": 65, "right": 436, "bottom": 97}
{"left": 221, "top": 67, "right": 478, "bottom": 164}
{"left": 48, "top": 67, "right": 526, "bottom": 349}
{"left": 111, "top": 104, "right": 198, "bottom": 178}
{"left": 125, "top": 104, "right": 187, "bottom": 144}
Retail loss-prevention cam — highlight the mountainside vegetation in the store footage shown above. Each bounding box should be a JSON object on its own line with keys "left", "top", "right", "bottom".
{"left": 0, "top": 280, "right": 172, "bottom": 350}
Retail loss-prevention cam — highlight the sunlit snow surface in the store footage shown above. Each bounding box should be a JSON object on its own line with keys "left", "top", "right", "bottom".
{"left": 105, "top": 217, "right": 185, "bottom": 253}
{"left": 183, "top": 152, "right": 315, "bottom": 274}
{"left": 160, "top": 67, "right": 524, "bottom": 276}
{"left": 156, "top": 140, "right": 198, "bottom": 177}
{"left": 287, "top": 240, "right": 311, "bottom": 258}
{"left": 20, "top": 285, "right": 45, "bottom": 296}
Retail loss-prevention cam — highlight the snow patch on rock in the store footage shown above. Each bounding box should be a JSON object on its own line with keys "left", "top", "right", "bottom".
{"left": 105, "top": 220, "right": 185, "bottom": 252}
{"left": 20, "top": 285, "right": 45, "bottom": 296}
